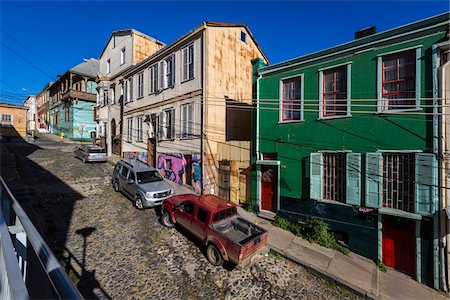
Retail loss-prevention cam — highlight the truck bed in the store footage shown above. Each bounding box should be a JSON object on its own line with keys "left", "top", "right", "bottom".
{"left": 212, "top": 216, "right": 265, "bottom": 245}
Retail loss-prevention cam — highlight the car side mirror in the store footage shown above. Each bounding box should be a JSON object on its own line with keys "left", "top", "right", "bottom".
{"left": 174, "top": 203, "right": 181, "bottom": 210}
{"left": 127, "top": 179, "right": 134, "bottom": 184}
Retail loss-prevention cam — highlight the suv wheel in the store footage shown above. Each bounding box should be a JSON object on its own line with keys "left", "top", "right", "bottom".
{"left": 134, "top": 195, "right": 144, "bottom": 210}
{"left": 207, "top": 244, "right": 224, "bottom": 266}
{"left": 113, "top": 180, "right": 120, "bottom": 192}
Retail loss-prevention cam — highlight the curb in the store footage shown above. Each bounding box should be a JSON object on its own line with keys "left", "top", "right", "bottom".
{"left": 269, "top": 246, "right": 377, "bottom": 299}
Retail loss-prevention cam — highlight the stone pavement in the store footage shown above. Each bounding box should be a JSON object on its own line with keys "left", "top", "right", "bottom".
{"left": 237, "top": 207, "right": 449, "bottom": 300}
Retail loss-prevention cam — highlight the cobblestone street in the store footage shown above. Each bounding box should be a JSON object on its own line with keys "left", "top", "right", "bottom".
{"left": 7, "top": 136, "right": 359, "bottom": 300}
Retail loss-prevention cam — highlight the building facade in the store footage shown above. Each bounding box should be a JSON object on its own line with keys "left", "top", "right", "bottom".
{"left": 23, "top": 95, "right": 37, "bottom": 133}
{"left": 122, "top": 22, "right": 268, "bottom": 201}
{"left": 49, "top": 59, "right": 98, "bottom": 141}
{"left": 252, "top": 13, "right": 449, "bottom": 288}
{"left": 36, "top": 83, "right": 51, "bottom": 133}
{"left": 96, "top": 29, "right": 164, "bottom": 156}
{"left": 0, "top": 102, "right": 27, "bottom": 139}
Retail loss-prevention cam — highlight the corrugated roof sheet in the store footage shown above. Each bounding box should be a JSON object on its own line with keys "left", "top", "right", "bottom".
{"left": 69, "top": 58, "right": 99, "bottom": 78}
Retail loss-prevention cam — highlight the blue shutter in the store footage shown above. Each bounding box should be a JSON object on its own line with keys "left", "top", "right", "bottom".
{"left": 365, "top": 152, "right": 382, "bottom": 208}
{"left": 346, "top": 153, "right": 361, "bottom": 206}
{"left": 415, "top": 153, "right": 437, "bottom": 215}
{"left": 310, "top": 152, "right": 323, "bottom": 200}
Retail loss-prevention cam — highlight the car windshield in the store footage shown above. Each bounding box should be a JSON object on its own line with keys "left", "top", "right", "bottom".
{"left": 136, "top": 171, "right": 163, "bottom": 184}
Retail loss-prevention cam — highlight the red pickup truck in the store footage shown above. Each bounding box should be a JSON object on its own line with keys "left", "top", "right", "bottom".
{"left": 160, "top": 194, "right": 268, "bottom": 267}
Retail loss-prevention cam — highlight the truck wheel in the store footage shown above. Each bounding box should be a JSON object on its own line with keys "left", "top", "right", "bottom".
{"left": 207, "top": 244, "right": 224, "bottom": 266}
{"left": 160, "top": 211, "right": 175, "bottom": 228}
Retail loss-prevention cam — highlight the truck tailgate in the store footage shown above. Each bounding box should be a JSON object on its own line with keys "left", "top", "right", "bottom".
{"left": 239, "top": 230, "right": 268, "bottom": 263}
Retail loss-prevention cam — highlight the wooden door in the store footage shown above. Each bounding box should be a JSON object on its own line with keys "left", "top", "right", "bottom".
{"left": 261, "top": 165, "right": 277, "bottom": 212}
{"left": 219, "top": 161, "right": 230, "bottom": 201}
{"left": 147, "top": 138, "right": 156, "bottom": 167}
{"left": 382, "top": 216, "right": 416, "bottom": 277}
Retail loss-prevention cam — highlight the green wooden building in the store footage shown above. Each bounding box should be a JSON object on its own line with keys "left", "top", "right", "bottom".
{"left": 252, "top": 13, "right": 449, "bottom": 288}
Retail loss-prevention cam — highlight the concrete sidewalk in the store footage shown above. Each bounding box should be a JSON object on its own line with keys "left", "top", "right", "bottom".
{"left": 237, "top": 207, "right": 448, "bottom": 300}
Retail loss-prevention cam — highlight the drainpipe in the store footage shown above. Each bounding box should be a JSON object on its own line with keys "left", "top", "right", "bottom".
{"left": 433, "top": 43, "right": 448, "bottom": 292}
{"left": 256, "top": 74, "right": 262, "bottom": 161}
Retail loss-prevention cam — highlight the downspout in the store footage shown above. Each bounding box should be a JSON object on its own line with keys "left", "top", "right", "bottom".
{"left": 256, "top": 74, "right": 262, "bottom": 161}
{"left": 200, "top": 25, "right": 205, "bottom": 195}
{"left": 433, "top": 43, "right": 448, "bottom": 292}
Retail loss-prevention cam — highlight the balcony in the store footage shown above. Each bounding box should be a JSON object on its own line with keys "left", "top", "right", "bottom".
{"left": 62, "top": 89, "right": 96, "bottom": 103}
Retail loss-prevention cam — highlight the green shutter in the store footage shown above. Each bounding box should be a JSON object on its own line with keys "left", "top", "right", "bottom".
{"left": 346, "top": 153, "right": 361, "bottom": 206}
{"left": 415, "top": 153, "right": 437, "bottom": 215}
{"left": 365, "top": 152, "right": 382, "bottom": 208}
{"left": 310, "top": 152, "right": 323, "bottom": 200}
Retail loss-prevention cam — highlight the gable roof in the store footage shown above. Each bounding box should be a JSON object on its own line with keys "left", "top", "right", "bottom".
{"left": 98, "top": 29, "right": 165, "bottom": 60}
{"left": 123, "top": 21, "right": 269, "bottom": 76}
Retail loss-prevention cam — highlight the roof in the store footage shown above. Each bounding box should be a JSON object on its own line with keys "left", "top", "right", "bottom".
{"left": 119, "top": 159, "right": 157, "bottom": 172}
{"left": 98, "top": 29, "right": 165, "bottom": 60}
{"left": 69, "top": 58, "right": 99, "bottom": 78}
{"left": 124, "top": 21, "right": 269, "bottom": 76}
{"left": 0, "top": 102, "right": 27, "bottom": 110}
{"left": 197, "top": 195, "right": 236, "bottom": 212}
{"left": 259, "top": 12, "right": 449, "bottom": 75}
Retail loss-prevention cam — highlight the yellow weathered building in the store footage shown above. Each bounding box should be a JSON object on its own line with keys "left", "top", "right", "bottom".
{"left": 0, "top": 102, "right": 28, "bottom": 139}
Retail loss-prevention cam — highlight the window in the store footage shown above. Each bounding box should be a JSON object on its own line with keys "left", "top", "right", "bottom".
{"left": 166, "top": 55, "right": 175, "bottom": 87}
{"left": 158, "top": 61, "right": 166, "bottom": 90}
{"left": 121, "top": 47, "right": 126, "bottom": 65}
{"left": 124, "top": 80, "right": 129, "bottom": 103}
{"left": 121, "top": 165, "right": 129, "bottom": 177}
{"left": 0, "top": 114, "right": 12, "bottom": 126}
{"left": 129, "top": 77, "right": 133, "bottom": 101}
{"left": 381, "top": 50, "right": 416, "bottom": 111}
{"left": 149, "top": 65, "right": 158, "bottom": 94}
{"left": 160, "top": 108, "right": 175, "bottom": 140}
{"left": 182, "top": 44, "right": 194, "bottom": 81}
{"left": 181, "top": 103, "right": 194, "bottom": 138}
{"left": 212, "top": 207, "right": 237, "bottom": 223}
{"left": 179, "top": 201, "right": 195, "bottom": 215}
{"left": 136, "top": 115, "right": 143, "bottom": 142}
{"left": 65, "top": 104, "right": 70, "bottom": 122}
{"left": 281, "top": 76, "right": 302, "bottom": 121}
{"left": 137, "top": 72, "right": 144, "bottom": 99}
{"left": 240, "top": 31, "right": 247, "bottom": 43}
{"left": 310, "top": 152, "right": 361, "bottom": 206}
{"left": 382, "top": 153, "right": 415, "bottom": 212}
{"left": 127, "top": 117, "right": 133, "bottom": 142}
{"left": 106, "top": 59, "right": 111, "bottom": 74}
{"left": 111, "top": 85, "right": 115, "bottom": 105}
{"left": 322, "top": 66, "right": 347, "bottom": 117}
{"left": 323, "top": 153, "right": 347, "bottom": 202}
{"left": 196, "top": 207, "right": 209, "bottom": 223}
{"left": 103, "top": 89, "right": 109, "bottom": 106}
{"left": 128, "top": 171, "right": 135, "bottom": 182}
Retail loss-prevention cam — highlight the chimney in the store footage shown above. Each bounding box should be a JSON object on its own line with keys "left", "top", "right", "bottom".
{"left": 355, "top": 26, "right": 376, "bottom": 39}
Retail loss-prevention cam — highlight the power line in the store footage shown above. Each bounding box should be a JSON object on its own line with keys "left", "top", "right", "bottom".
{"left": 0, "top": 41, "right": 54, "bottom": 80}
{"left": 1, "top": 29, "right": 59, "bottom": 73}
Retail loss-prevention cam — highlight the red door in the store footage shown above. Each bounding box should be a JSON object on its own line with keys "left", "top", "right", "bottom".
{"left": 382, "top": 216, "right": 416, "bottom": 277}
{"left": 261, "top": 166, "right": 277, "bottom": 212}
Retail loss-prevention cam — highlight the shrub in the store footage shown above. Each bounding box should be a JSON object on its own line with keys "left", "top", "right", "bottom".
{"left": 376, "top": 259, "right": 387, "bottom": 272}
{"left": 242, "top": 199, "right": 254, "bottom": 212}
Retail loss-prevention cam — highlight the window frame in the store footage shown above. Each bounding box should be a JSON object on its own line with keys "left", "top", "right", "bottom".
{"left": 181, "top": 102, "right": 195, "bottom": 139}
{"left": 136, "top": 115, "right": 143, "bottom": 142}
{"left": 181, "top": 43, "right": 194, "bottom": 82}
{"left": 240, "top": 31, "right": 248, "bottom": 44}
{"left": 160, "top": 108, "right": 175, "bottom": 141}
{"left": 0, "top": 113, "right": 13, "bottom": 126}
{"left": 377, "top": 47, "right": 421, "bottom": 113}
{"left": 126, "top": 117, "right": 133, "bottom": 142}
{"left": 106, "top": 59, "right": 111, "bottom": 74}
{"left": 137, "top": 72, "right": 144, "bottom": 99}
{"left": 148, "top": 64, "right": 158, "bottom": 94}
{"left": 318, "top": 62, "right": 352, "bottom": 120}
{"left": 165, "top": 54, "right": 175, "bottom": 88}
{"left": 279, "top": 74, "right": 304, "bottom": 123}
{"left": 196, "top": 207, "right": 209, "bottom": 224}
{"left": 120, "top": 47, "right": 126, "bottom": 65}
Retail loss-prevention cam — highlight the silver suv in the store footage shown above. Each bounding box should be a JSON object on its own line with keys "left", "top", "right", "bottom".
{"left": 112, "top": 160, "right": 174, "bottom": 209}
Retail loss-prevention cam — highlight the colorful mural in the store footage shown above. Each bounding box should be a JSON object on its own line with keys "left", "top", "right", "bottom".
{"left": 123, "top": 152, "right": 148, "bottom": 164}
{"left": 157, "top": 153, "right": 202, "bottom": 192}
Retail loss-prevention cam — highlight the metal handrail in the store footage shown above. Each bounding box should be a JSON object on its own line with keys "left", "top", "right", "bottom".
{"left": 0, "top": 176, "right": 83, "bottom": 299}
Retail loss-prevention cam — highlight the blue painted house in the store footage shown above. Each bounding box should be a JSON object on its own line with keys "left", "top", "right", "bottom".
{"left": 49, "top": 59, "right": 98, "bottom": 141}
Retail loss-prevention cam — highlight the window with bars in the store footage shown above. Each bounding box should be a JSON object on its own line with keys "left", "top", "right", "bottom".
{"left": 382, "top": 50, "right": 416, "bottom": 111}
{"left": 323, "top": 153, "right": 347, "bottom": 203}
{"left": 103, "top": 89, "right": 109, "bottom": 106}
{"left": 281, "top": 77, "right": 302, "bottom": 121}
{"left": 323, "top": 66, "right": 347, "bottom": 117}
{"left": 181, "top": 103, "right": 194, "bottom": 138}
{"left": 149, "top": 65, "right": 158, "bottom": 94}
{"left": 137, "top": 72, "right": 144, "bottom": 99}
{"left": 136, "top": 115, "right": 143, "bottom": 141}
{"left": 382, "top": 153, "right": 415, "bottom": 212}
{"left": 0, "top": 114, "right": 12, "bottom": 126}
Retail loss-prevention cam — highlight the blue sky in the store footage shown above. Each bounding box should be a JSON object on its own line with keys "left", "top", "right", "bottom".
{"left": 0, "top": 1, "right": 448, "bottom": 105}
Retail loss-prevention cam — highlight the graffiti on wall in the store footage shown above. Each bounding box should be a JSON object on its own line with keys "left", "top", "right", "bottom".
{"left": 157, "top": 153, "right": 202, "bottom": 193}
{"left": 123, "top": 152, "right": 148, "bottom": 164}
